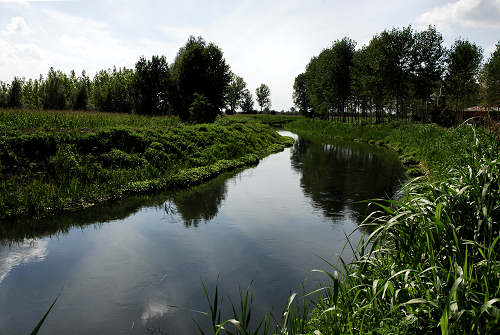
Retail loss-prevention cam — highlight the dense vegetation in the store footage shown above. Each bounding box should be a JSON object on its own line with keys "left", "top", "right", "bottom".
{"left": 0, "top": 110, "right": 293, "bottom": 219}
{"left": 293, "top": 27, "right": 499, "bottom": 126}
{"left": 194, "top": 117, "right": 499, "bottom": 335}
{"left": 0, "top": 36, "right": 270, "bottom": 121}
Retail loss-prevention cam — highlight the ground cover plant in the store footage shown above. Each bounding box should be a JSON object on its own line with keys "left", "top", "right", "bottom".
{"left": 0, "top": 109, "right": 293, "bottom": 219}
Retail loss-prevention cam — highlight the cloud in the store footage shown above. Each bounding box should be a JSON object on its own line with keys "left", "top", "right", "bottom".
{"left": 0, "top": 239, "right": 48, "bottom": 284}
{"left": 418, "top": 0, "right": 500, "bottom": 30}
{"left": 140, "top": 300, "right": 171, "bottom": 323}
{"left": 1, "top": 16, "right": 31, "bottom": 35}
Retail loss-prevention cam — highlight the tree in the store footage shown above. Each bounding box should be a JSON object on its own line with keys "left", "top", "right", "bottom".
{"left": 8, "top": 77, "right": 23, "bottom": 108}
{"left": 133, "top": 55, "right": 170, "bottom": 115}
{"left": 240, "top": 89, "right": 254, "bottom": 113}
{"left": 43, "top": 67, "right": 68, "bottom": 110}
{"left": 293, "top": 73, "right": 310, "bottom": 116}
{"left": 225, "top": 73, "right": 247, "bottom": 114}
{"left": 444, "top": 40, "right": 483, "bottom": 124}
{"left": 170, "top": 36, "right": 231, "bottom": 122}
{"left": 0, "top": 81, "right": 9, "bottom": 108}
{"left": 330, "top": 38, "right": 356, "bottom": 121}
{"left": 72, "top": 71, "right": 90, "bottom": 110}
{"left": 480, "top": 42, "right": 500, "bottom": 109}
{"left": 255, "top": 84, "right": 271, "bottom": 113}
{"left": 377, "top": 27, "right": 415, "bottom": 120}
{"left": 411, "top": 26, "right": 446, "bottom": 122}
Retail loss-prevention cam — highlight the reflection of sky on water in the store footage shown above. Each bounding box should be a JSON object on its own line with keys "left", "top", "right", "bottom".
{"left": 0, "top": 239, "right": 48, "bottom": 284}
{"left": 0, "top": 132, "right": 404, "bottom": 335}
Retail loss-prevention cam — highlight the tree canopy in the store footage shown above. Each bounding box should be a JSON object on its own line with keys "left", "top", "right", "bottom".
{"left": 480, "top": 43, "right": 500, "bottom": 109}
{"left": 225, "top": 73, "right": 247, "bottom": 114}
{"left": 294, "top": 25, "right": 491, "bottom": 125}
{"left": 444, "top": 40, "right": 483, "bottom": 124}
{"left": 170, "top": 36, "right": 231, "bottom": 122}
{"left": 255, "top": 84, "right": 271, "bottom": 113}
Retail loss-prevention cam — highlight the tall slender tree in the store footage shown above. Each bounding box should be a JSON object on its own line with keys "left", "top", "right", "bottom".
{"left": 411, "top": 26, "right": 446, "bottom": 123}
{"left": 133, "top": 55, "right": 170, "bottom": 115}
{"left": 255, "top": 84, "right": 271, "bottom": 113}
{"left": 293, "top": 73, "right": 310, "bottom": 116}
{"left": 225, "top": 73, "right": 247, "bottom": 114}
{"left": 444, "top": 40, "right": 483, "bottom": 124}
{"left": 480, "top": 42, "right": 500, "bottom": 110}
{"left": 240, "top": 89, "right": 254, "bottom": 113}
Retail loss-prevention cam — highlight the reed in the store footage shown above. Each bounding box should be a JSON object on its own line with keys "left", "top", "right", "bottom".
{"left": 198, "top": 123, "right": 499, "bottom": 334}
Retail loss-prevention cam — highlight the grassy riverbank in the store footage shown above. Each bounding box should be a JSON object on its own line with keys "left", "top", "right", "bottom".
{"left": 199, "top": 117, "right": 500, "bottom": 334}
{"left": 284, "top": 118, "right": 487, "bottom": 179}
{"left": 0, "top": 109, "right": 293, "bottom": 219}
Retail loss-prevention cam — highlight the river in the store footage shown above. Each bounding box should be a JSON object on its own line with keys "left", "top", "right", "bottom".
{"left": 0, "top": 131, "right": 404, "bottom": 334}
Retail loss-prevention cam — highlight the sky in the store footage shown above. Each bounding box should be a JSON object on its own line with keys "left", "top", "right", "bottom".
{"left": 0, "top": 0, "right": 499, "bottom": 111}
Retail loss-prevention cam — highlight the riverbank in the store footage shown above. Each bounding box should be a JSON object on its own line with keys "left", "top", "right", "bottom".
{"left": 287, "top": 120, "right": 500, "bottom": 334}
{"left": 0, "top": 110, "right": 293, "bottom": 219}
{"left": 200, "top": 117, "right": 499, "bottom": 334}
{"left": 284, "top": 118, "right": 482, "bottom": 179}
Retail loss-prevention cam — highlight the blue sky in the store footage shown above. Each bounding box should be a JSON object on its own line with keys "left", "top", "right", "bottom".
{"left": 0, "top": 0, "right": 499, "bottom": 110}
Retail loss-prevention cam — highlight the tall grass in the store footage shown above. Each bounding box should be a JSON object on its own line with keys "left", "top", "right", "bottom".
{"left": 0, "top": 109, "right": 181, "bottom": 135}
{"left": 197, "top": 124, "right": 499, "bottom": 334}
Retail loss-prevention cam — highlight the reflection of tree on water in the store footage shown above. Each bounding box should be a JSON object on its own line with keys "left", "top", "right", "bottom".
{"left": 166, "top": 173, "right": 229, "bottom": 227}
{"left": 1, "top": 193, "right": 170, "bottom": 244}
{"left": 1, "top": 172, "right": 233, "bottom": 242}
{"left": 290, "top": 138, "right": 404, "bottom": 222}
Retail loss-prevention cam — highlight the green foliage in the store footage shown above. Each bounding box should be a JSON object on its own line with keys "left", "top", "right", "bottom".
{"left": 189, "top": 93, "right": 218, "bottom": 123}
{"left": 240, "top": 89, "right": 254, "bottom": 114}
{"left": 225, "top": 73, "right": 247, "bottom": 115}
{"left": 293, "top": 73, "right": 310, "bottom": 116}
{"left": 255, "top": 84, "right": 271, "bottom": 112}
{"left": 480, "top": 42, "right": 500, "bottom": 108}
{"left": 43, "top": 67, "right": 69, "bottom": 110}
{"left": 133, "top": 55, "right": 170, "bottom": 115}
{"left": 297, "top": 25, "right": 487, "bottom": 126}
{"left": 8, "top": 77, "right": 24, "bottom": 108}
{"left": 301, "top": 127, "right": 499, "bottom": 334}
{"left": 444, "top": 40, "right": 483, "bottom": 124}
{"left": 170, "top": 36, "right": 231, "bottom": 121}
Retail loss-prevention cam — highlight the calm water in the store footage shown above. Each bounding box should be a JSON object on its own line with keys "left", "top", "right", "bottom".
{"left": 0, "top": 132, "right": 404, "bottom": 335}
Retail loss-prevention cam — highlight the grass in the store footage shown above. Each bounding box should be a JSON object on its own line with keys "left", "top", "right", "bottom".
{"left": 194, "top": 118, "right": 499, "bottom": 334}
{"left": 0, "top": 109, "right": 293, "bottom": 219}
{"left": 225, "top": 114, "right": 302, "bottom": 129}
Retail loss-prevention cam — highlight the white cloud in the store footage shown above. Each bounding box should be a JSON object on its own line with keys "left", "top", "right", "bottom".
{"left": 0, "top": 239, "right": 48, "bottom": 284}
{"left": 140, "top": 300, "right": 171, "bottom": 323}
{"left": 1, "top": 16, "right": 31, "bottom": 35}
{"left": 418, "top": 0, "right": 500, "bottom": 30}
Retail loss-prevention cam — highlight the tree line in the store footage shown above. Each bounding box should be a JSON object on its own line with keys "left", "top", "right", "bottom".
{"left": 293, "top": 26, "right": 500, "bottom": 126}
{"left": 0, "top": 36, "right": 273, "bottom": 122}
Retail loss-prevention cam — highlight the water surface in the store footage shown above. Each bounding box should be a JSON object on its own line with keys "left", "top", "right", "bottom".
{"left": 0, "top": 132, "right": 404, "bottom": 334}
